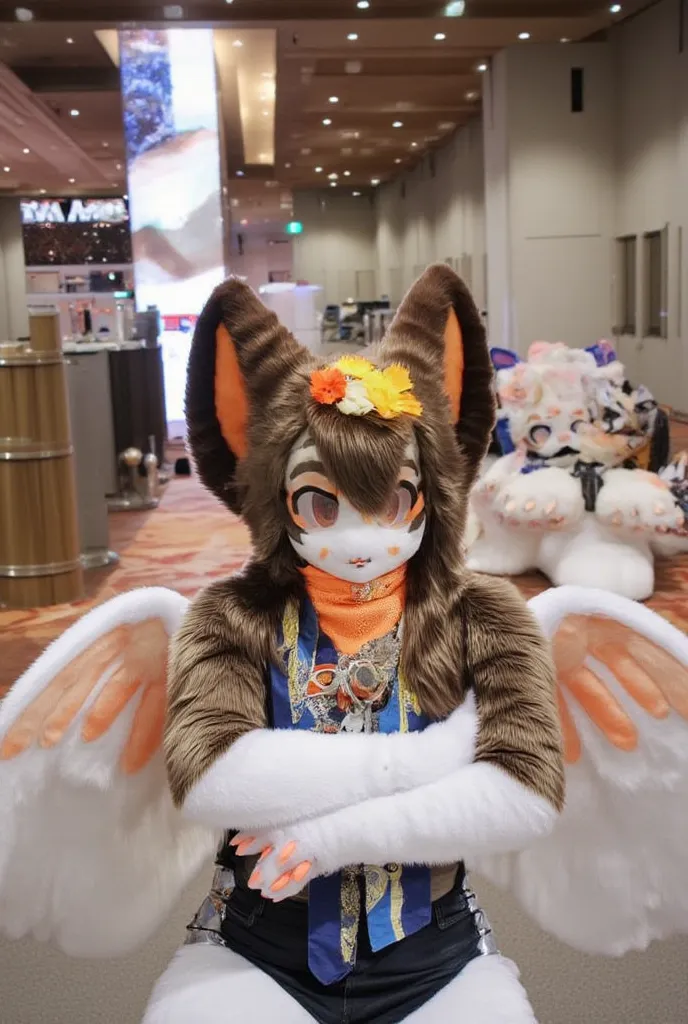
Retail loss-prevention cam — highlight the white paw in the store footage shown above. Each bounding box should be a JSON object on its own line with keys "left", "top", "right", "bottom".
{"left": 596, "top": 472, "right": 684, "bottom": 536}
{"left": 495, "top": 470, "right": 584, "bottom": 531}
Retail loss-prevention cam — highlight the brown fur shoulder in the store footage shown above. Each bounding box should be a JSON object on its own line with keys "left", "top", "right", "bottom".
{"left": 456, "top": 572, "right": 565, "bottom": 811}
{"left": 165, "top": 562, "right": 299, "bottom": 806}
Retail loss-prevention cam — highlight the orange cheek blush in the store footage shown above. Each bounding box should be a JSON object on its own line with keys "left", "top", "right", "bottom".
{"left": 388, "top": 546, "right": 400, "bottom": 556}
{"left": 319, "top": 548, "right": 329, "bottom": 560}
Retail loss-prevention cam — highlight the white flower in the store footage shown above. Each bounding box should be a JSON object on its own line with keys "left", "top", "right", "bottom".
{"left": 337, "top": 378, "right": 375, "bottom": 416}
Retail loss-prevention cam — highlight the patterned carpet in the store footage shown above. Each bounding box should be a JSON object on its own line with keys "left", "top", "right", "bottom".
{"left": 1, "top": 462, "right": 688, "bottom": 695}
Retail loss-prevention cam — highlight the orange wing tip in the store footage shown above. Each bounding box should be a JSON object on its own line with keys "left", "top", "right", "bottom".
{"left": 0, "top": 734, "right": 29, "bottom": 760}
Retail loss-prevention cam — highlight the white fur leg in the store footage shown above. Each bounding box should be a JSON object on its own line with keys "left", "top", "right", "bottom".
{"left": 539, "top": 516, "right": 655, "bottom": 601}
{"left": 142, "top": 944, "right": 313, "bottom": 1024}
{"left": 405, "top": 955, "right": 537, "bottom": 1024}
{"left": 466, "top": 526, "right": 540, "bottom": 576}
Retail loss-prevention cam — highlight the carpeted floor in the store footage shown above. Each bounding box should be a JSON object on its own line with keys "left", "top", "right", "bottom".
{"left": 2, "top": 449, "right": 688, "bottom": 694}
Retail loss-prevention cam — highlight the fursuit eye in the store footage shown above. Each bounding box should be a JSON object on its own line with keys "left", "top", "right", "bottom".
{"left": 528, "top": 424, "right": 552, "bottom": 446}
{"left": 380, "top": 483, "right": 416, "bottom": 527}
{"left": 570, "top": 419, "right": 586, "bottom": 433}
{"left": 294, "top": 488, "right": 339, "bottom": 528}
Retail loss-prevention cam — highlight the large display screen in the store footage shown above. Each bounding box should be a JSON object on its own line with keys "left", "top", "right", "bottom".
{"left": 119, "top": 27, "right": 226, "bottom": 421}
{"left": 21, "top": 198, "right": 129, "bottom": 225}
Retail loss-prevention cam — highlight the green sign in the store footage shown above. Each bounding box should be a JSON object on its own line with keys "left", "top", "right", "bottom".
{"left": 285, "top": 221, "right": 303, "bottom": 235}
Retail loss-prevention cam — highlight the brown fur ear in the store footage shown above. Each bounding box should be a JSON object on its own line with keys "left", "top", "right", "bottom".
{"left": 378, "top": 263, "right": 495, "bottom": 481}
{"left": 186, "top": 278, "right": 312, "bottom": 513}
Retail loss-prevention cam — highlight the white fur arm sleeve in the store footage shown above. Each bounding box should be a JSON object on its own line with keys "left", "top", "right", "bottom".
{"left": 285, "top": 761, "right": 558, "bottom": 873}
{"left": 181, "top": 696, "right": 478, "bottom": 831}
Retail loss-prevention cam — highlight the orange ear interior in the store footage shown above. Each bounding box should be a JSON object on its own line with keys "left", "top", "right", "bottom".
{"left": 443, "top": 307, "right": 464, "bottom": 424}
{"left": 215, "top": 323, "right": 249, "bottom": 459}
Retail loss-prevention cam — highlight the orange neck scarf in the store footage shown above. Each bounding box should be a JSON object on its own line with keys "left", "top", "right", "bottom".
{"left": 301, "top": 564, "right": 407, "bottom": 656}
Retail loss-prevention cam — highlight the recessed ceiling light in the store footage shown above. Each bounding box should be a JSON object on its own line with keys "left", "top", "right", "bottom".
{"left": 610, "top": 3, "right": 622, "bottom": 12}
{"left": 343, "top": 170, "right": 351, "bottom": 176}
{"left": 123, "top": 193, "right": 128, "bottom": 200}
{"left": 352, "top": 191, "right": 361, "bottom": 196}
{"left": 39, "top": 188, "right": 46, "bottom": 194}
{"left": 477, "top": 62, "right": 488, "bottom": 72}
{"left": 301, "top": 147, "right": 312, "bottom": 155}
{"left": 438, "top": 121, "right": 455, "bottom": 130}
{"left": 233, "top": 39, "right": 243, "bottom": 48}
{"left": 329, "top": 96, "right": 339, "bottom": 104}
{"left": 465, "top": 90, "right": 478, "bottom": 100}
{"left": 285, "top": 162, "right": 292, "bottom": 168}
{"left": 330, "top": 181, "right": 337, "bottom": 187}
{"left": 66, "top": 37, "right": 74, "bottom": 44}
{"left": 225, "top": 0, "right": 234, "bottom": 4}
{"left": 3, "top": 166, "right": 10, "bottom": 173}
{"left": 328, "top": 172, "right": 338, "bottom": 180}
{"left": 22, "top": 147, "right": 29, "bottom": 154}
{"left": 444, "top": 1, "right": 466, "bottom": 14}
{"left": 560, "top": 37, "right": 571, "bottom": 43}
{"left": 371, "top": 178, "right": 380, "bottom": 186}
{"left": 394, "top": 158, "right": 402, "bottom": 164}
{"left": 518, "top": 32, "right": 531, "bottom": 41}
{"left": 434, "top": 33, "right": 446, "bottom": 41}
{"left": 315, "top": 166, "right": 323, "bottom": 172}
{"left": 70, "top": 108, "right": 80, "bottom": 116}
{"left": 323, "top": 117, "right": 332, "bottom": 125}
{"left": 102, "top": 141, "right": 109, "bottom": 147}
{"left": 236, "top": 170, "right": 245, "bottom": 176}
{"left": 262, "top": 110, "right": 269, "bottom": 116}
{"left": 240, "top": 218, "right": 248, "bottom": 226}
{"left": 348, "top": 32, "right": 359, "bottom": 41}
{"left": 411, "top": 142, "right": 418, "bottom": 148}
{"left": 14, "top": 8, "right": 34, "bottom": 22}
{"left": 357, "top": 1, "right": 370, "bottom": 8}
{"left": 68, "top": 177, "right": 75, "bottom": 183}
{"left": 115, "top": 162, "right": 122, "bottom": 170}
{"left": 392, "top": 120, "right": 403, "bottom": 128}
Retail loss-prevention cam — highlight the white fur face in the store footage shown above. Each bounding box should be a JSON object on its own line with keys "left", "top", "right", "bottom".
{"left": 284, "top": 432, "right": 426, "bottom": 584}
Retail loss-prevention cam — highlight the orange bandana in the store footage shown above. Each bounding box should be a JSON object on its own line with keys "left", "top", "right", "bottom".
{"left": 301, "top": 564, "right": 407, "bottom": 655}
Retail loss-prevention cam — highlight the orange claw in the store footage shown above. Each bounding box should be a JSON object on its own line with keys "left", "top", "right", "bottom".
{"left": 248, "top": 868, "right": 263, "bottom": 888}
{"left": 563, "top": 665, "right": 638, "bottom": 753}
{"left": 292, "top": 861, "right": 313, "bottom": 883}
{"left": 271, "top": 872, "right": 292, "bottom": 893}
{"left": 258, "top": 846, "right": 274, "bottom": 862}
{"left": 278, "top": 841, "right": 297, "bottom": 865}
{"left": 236, "top": 839, "right": 256, "bottom": 857}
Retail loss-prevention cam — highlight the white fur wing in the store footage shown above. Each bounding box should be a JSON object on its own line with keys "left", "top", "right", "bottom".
{"left": 478, "top": 585, "right": 688, "bottom": 956}
{"left": 0, "top": 589, "right": 218, "bottom": 957}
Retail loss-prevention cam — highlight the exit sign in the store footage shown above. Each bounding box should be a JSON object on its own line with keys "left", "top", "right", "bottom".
{"left": 285, "top": 221, "right": 303, "bottom": 235}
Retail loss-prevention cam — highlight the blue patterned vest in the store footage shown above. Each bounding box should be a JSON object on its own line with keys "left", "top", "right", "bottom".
{"left": 270, "top": 595, "right": 432, "bottom": 986}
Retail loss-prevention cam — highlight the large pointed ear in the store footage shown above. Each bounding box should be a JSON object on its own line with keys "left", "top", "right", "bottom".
{"left": 186, "top": 278, "right": 312, "bottom": 513}
{"left": 378, "top": 264, "right": 495, "bottom": 477}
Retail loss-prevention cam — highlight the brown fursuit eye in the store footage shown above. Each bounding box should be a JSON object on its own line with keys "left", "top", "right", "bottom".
{"left": 293, "top": 487, "right": 339, "bottom": 529}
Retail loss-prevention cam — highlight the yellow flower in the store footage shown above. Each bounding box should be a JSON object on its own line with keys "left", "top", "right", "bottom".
{"left": 397, "top": 392, "right": 423, "bottom": 417}
{"left": 382, "top": 364, "right": 413, "bottom": 393}
{"left": 334, "top": 355, "right": 375, "bottom": 379}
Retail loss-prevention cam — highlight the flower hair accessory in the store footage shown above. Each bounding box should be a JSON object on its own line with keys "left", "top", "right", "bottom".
{"left": 310, "top": 355, "right": 423, "bottom": 420}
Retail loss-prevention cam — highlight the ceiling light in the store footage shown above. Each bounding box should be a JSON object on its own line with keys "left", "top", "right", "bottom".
{"left": 102, "top": 141, "right": 109, "bottom": 147}
{"left": 323, "top": 117, "right": 332, "bottom": 125}
{"left": 3, "top": 166, "right": 10, "bottom": 173}
{"left": 66, "top": 37, "right": 74, "bottom": 44}
{"left": 371, "top": 178, "right": 380, "bottom": 186}
{"left": 68, "top": 177, "right": 75, "bottom": 183}
{"left": 123, "top": 193, "right": 128, "bottom": 200}
{"left": 560, "top": 37, "right": 571, "bottom": 43}
{"left": 233, "top": 39, "right": 243, "bottom": 48}
{"left": 315, "top": 166, "right": 323, "bottom": 172}
{"left": 116, "top": 162, "right": 122, "bottom": 170}
{"left": 352, "top": 191, "right": 361, "bottom": 196}
{"left": 438, "top": 121, "right": 455, "bottom": 130}
{"left": 14, "top": 8, "right": 34, "bottom": 21}
{"left": 518, "top": 32, "right": 531, "bottom": 41}
{"left": 411, "top": 142, "right": 418, "bottom": 148}
{"left": 348, "top": 33, "right": 359, "bottom": 41}
{"left": 610, "top": 3, "right": 622, "bottom": 12}
{"left": 240, "top": 219, "right": 248, "bottom": 226}
{"left": 357, "top": 1, "right": 370, "bottom": 8}
{"left": 444, "top": 1, "right": 466, "bottom": 14}
{"left": 330, "top": 181, "right": 337, "bottom": 187}
{"left": 477, "top": 62, "right": 488, "bottom": 72}
{"left": 236, "top": 170, "right": 245, "bottom": 176}
{"left": 329, "top": 96, "right": 339, "bottom": 104}
{"left": 70, "top": 108, "right": 80, "bottom": 116}
{"left": 345, "top": 60, "right": 363, "bottom": 74}
{"left": 343, "top": 170, "right": 351, "bottom": 176}
{"left": 301, "top": 147, "right": 312, "bottom": 155}
{"left": 22, "top": 147, "right": 29, "bottom": 154}
{"left": 225, "top": 0, "right": 234, "bottom": 4}
{"left": 465, "top": 90, "right": 478, "bottom": 100}
{"left": 328, "top": 172, "right": 338, "bottom": 180}
{"left": 262, "top": 110, "right": 269, "bottom": 116}
{"left": 39, "top": 188, "right": 46, "bottom": 194}
{"left": 285, "top": 162, "right": 292, "bottom": 168}
{"left": 394, "top": 158, "right": 402, "bottom": 164}
{"left": 392, "top": 120, "right": 403, "bottom": 128}
{"left": 434, "top": 33, "right": 446, "bottom": 41}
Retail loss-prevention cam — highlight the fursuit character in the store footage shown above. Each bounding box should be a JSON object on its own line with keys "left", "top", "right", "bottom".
{"left": 468, "top": 341, "right": 686, "bottom": 600}
{"left": 1, "top": 266, "right": 688, "bottom": 1024}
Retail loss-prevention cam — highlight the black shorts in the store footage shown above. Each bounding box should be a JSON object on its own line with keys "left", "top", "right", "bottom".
{"left": 220, "top": 872, "right": 488, "bottom": 1024}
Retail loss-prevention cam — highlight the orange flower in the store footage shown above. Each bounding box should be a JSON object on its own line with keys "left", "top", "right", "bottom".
{"left": 310, "top": 367, "right": 347, "bottom": 405}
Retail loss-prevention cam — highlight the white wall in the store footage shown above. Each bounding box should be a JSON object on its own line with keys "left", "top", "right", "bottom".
{"left": 376, "top": 118, "right": 486, "bottom": 309}
{"left": 291, "top": 190, "right": 378, "bottom": 307}
{"left": 0, "top": 197, "right": 29, "bottom": 341}
{"left": 613, "top": 0, "right": 688, "bottom": 412}
{"left": 229, "top": 227, "right": 293, "bottom": 294}
{"left": 484, "top": 41, "right": 616, "bottom": 354}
